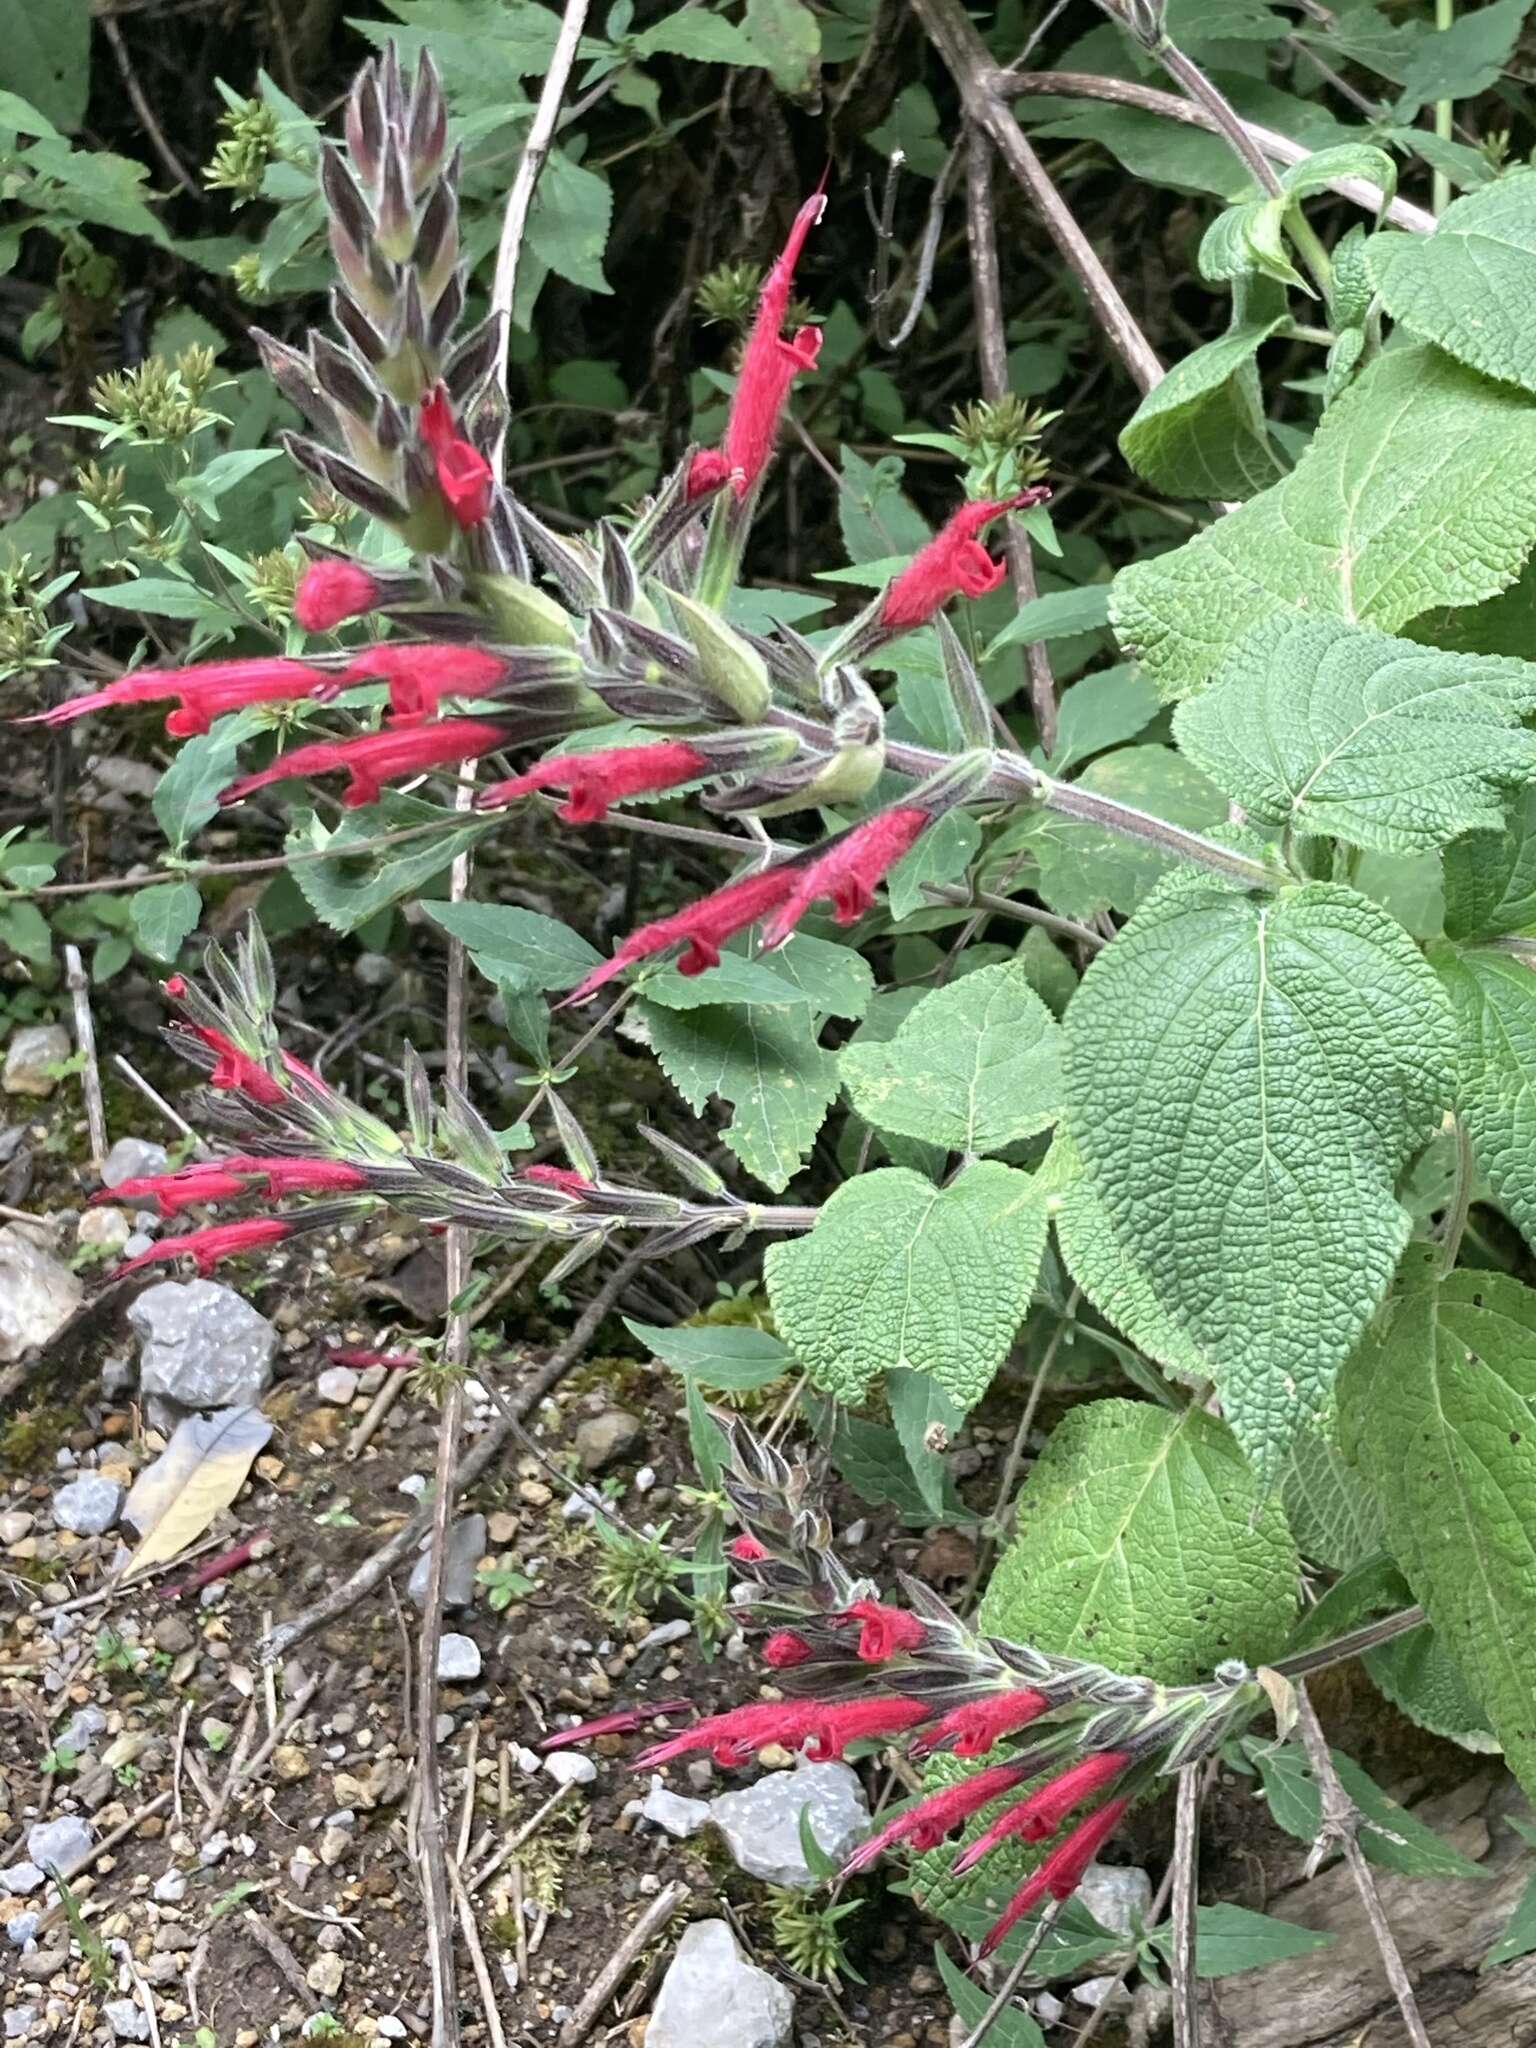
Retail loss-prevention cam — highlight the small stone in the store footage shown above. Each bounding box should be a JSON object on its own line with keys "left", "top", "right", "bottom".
{"left": 375, "top": 2020, "right": 407, "bottom": 2040}
{"left": 3, "top": 2008, "right": 36, "bottom": 2038}
{"left": 315, "top": 1366, "right": 359, "bottom": 1406}
{"left": 0, "top": 1229, "right": 83, "bottom": 1362}
{"left": 5, "top": 1910, "right": 39, "bottom": 1946}
{"left": 16, "top": 1947, "right": 66, "bottom": 1982}
{"left": 1071, "top": 1976, "right": 1133, "bottom": 2013}
{"left": 52, "top": 1474, "right": 123, "bottom": 1536}
{"left": 105, "top": 1998, "right": 152, "bottom": 2041}
{"left": 317, "top": 1825, "right": 352, "bottom": 1869}
{"left": 645, "top": 1919, "right": 794, "bottom": 2048}
{"left": 273, "top": 1744, "right": 311, "bottom": 1783}
{"left": 0, "top": 1864, "right": 44, "bottom": 1896}
{"left": 25, "top": 1816, "right": 93, "bottom": 1880}
{"left": 635, "top": 1618, "right": 691, "bottom": 1653}
{"left": 633, "top": 1465, "right": 657, "bottom": 1493}
{"left": 1076, "top": 1862, "right": 1152, "bottom": 1941}
{"left": 153, "top": 1870, "right": 187, "bottom": 1904}
{"left": 684, "top": 1758, "right": 714, "bottom": 1794}
{"left": 101, "top": 1137, "right": 170, "bottom": 1188}
{"left": 486, "top": 1511, "right": 518, "bottom": 1544}
{"left": 397, "top": 1474, "right": 428, "bottom": 1499}
{"left": 517, "top": 1479, "right": 552, "bottom": 1507}
{"left": 152, "top": 1615, "right": 194, "bottom": 1655}
{"left": 709, "top": 1762, "right": 870, "bottom": 1888}
{"left": 562, "top": 1490, "right": 597, "bottom": 1522}
{"left": 436, "top": 1633, "right": 481, "bottom": 1682}
{"left": 3, "top": 1024, "right": 70, "bottom": 1097}
{"left": 574, "top": 1409, "right": 643, "bottom": 1473}
{"left": 513, "top": 1745, "right": 541, "bottom": 1774}
{"left": 59, "top": 1704, "right": 106, "bottom": 1754}
{"left": 306, "top": 1953, "right": 345, "bottom": 1998}
{"left": 409, "top": 1514, "right": 486, "bottom": 1612}
{"left": 1033, "top": 1993, "right": 1065, "bottom": 2026}
{"left": 544, "top": 1751, "right": 596, "bottom": 1788}
{"left": 640, "top": 1777, "right": 710, "bottom": 1839}
{"left": 129, "top": 1279, "right": 278, "bottom": 1416}
{"left": 0, "top": 1509, "right": 34, "bottom": 1544}
{"left": 77, "top": 1206, "right": 131, "bottom": 1254}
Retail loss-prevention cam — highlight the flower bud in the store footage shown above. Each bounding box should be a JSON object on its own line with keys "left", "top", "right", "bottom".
{"left": 663, "top": 587, "right": 771, "bottom": 721}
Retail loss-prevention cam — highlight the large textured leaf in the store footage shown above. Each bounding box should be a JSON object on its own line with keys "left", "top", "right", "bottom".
{"left": 1435, "top": 946, "right": 1536, "bottom": 1248}
{"left": 1368, "top": 173, "right": 1536, "bottom": 394}
{"left": 1174, "top": 615, "right": 1536, "bottom": 852}
{"left": 423, "top": 900, "right": 602, "bottom": 989}
{"left": 1119, "top": 321, "right": 1285, "bottom": 500}
{"left": 641, "top": 999, "right": 838, "bottom": 1191}
{"left": 838, "top": 960, "right": 1062, "bottom": 1155}
{"left": 765, "top": 1162, "right": 1046, "bottom": 1407}
{"left": 979, "top": 1399, "right": 1298, "bottom": 1679}
{"left": 1339, "top": 1252, "right": 1536, "bottom": 1799}
{"left": 1064, "top": 875, "right": 1456, "bottom": 1479}
{"left": 1112, "top": 347, "right": 1536, "bottom": 697}
{"left": 1281, "top": 1430, "right": 1385, "bottom": 1571}
{"left": 1444, "top": 786, "right": 1536, "bottom": 940}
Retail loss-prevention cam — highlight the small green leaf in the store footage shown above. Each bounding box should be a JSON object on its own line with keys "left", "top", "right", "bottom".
{"left": 0, "top": 900, "right": 53, "bottom": 966}
{"left": 633, "top": 12, "right": 768, "bottom": 62}
{"left": 1120, "top": 321, "right": 1285, "bottom": 501}
{"left": 423, "top": 901, "right": 602, "bottom": 990}
{"left": 839, "top": 960, "right": 1062, "bottom": 1155}
{"left": 767, "top": 1162, "right": 1047, "bottom": 1408}
{"left": 1047, "top": 664, "right": 1160, "bottom": 775}
{"left": 80, "top": 577, "right": 241, "bottom": 624}
{"left": 1484, "top": 1855, "right": 1536, "bottom": 1969}
{"left": 1436, "top": 945, "right": 1536, "bottom": 1248}
{"left": 934, "top": 1947, "right": 1044, "bottom": 2046}
{"left": 980, "top": 1399, "right": 1298, "bottom": 1680}
{"left": 1445, "top": 787, "right": 1536, "bottom": 940}
{"left": 525, "top": 150, "right": 612, "bottom": 296}
{"left": 985, "top": 583, "right": 1111, "bottom": 658}
{"left": 1173, "top": 614, "right": 1536, "bottom": 852}
{"left": 295, "top": 796, "right": 494, "bottom": 937}
{"left": 128, "top": 880, "right": 201, "bottom": 964}
{"left": 153, "top": 709, "right": 268, "bottom": 854}
{"left": 0, "top": 0, "right": 90, "bottom": 132}
{"left": 1244, "top": 1734, "right": 1489, "bottom": 1879}
{"left": 888, "top": 808, "right": 980, "bottom": 921}
{"left": 743, "top": 0, "right": 821, "bottom": 94}
{"left": 642, "top": 1000, "right": 838, "bottom": 1192}
{"left": 622, "top": 1318, "right": 791, "bottom": 1390}
{"left": 887, "top": 1366, "right": 965, "bottom": 1516}
{"left": 1148, "top": 1902, "right": 1336, "bottom": 1978}
{"left": 1340, "top": 1253, "right": 1536, "bottom": 1803}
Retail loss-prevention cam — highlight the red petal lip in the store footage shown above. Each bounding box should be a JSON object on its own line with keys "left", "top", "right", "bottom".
{"left": 877, "top": 491, "right": 1050, "bottom": 632}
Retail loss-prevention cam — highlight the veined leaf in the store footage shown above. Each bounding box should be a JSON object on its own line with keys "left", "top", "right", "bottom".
{"left": 122, "top": 1407, "right": 272, "bottom": 1575}
{"left": 296, "top": 796, "right": 496, "bottom": 938}
{"left": 622, "top": 1317, "right": 790, "bottom": 1390}
{"left": 128, "top": 880, "right": 201, "bottom": 964}
{"left": 1112, "top": 347, "right": 1536, "bottom": 697}
{"left": 838, "top": 960, "right": 1063, "bottom": 1155}
{"left": 1281, "top": 1429, "right": 1385, "bottom": 1572}
{"left": 1436, "top": 945, "right": 1536, "bottom": 1247}
{"left": 1339, "top": 1253, "right": 1536, "bottom": 1801}
{"left": 1369, "top": 172, "right": 1536, "bottom": 395}
{"left": 641, "top": 999, "right": 838, "bottom": 1192}
{"left": 1244, "top": 1733, "right": 1489, "bottom": 1879}
{"left": 766, "top": 1162, "right": 1047, "bottom": 1408}
{"left": 1147, "top": 1902, "right": 1335, "bottom": 1978}
{"left": 1064, "top": 874, "right": 1455, "bottom": 1479}
{"left": 979, "top": 1399, "right": 1298, "bottom": 1680}
{"left": 1445, "top": 786, "right": 1536, "bottom": 941}
{"left": 1119, "top": 320, "right": 1285, "bottom": 501}
{"left": 1173, "top": 614, "right": 1536, "bottom": 852}
{"left": 423, "top": 899, "right": 602, "bottom": 989}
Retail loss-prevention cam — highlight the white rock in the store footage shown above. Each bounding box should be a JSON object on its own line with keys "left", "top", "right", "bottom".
{"left": 633, "top": 1465, "right": 657, "bottom": 1493}
{"left": 25, "top": 1816, "right": 93, "bottom": 1879}
{"left": 104, "top": 1998, "right": 151, "bottom": 2041}
{"left": 636, "top": 1618, "right": 691, "bottom": 1653}
{"left": 1076, "top": 1861, "right": 1152, "bottom": 1941}
{"left": 130, "top": 1279, "right": 278, "bottom": 1415}
{"left": 0, "top": 1863, "right": 44, "bottom": 1896}
{"left": 1033, "top": 1992, "right": 1065, "bottom": 2026}
{"left": 3, "top": 1024, "right": 70, "bottom": 1097}
{"left": 76, "top": 1207, "right": 131, "bottom": 1253}
{"left": 5, "top": 1910, "right": 38, "bottom": 1946}
{"left": 153, "top": 1870, "right": 187, "bottom": 1903}
{"left": 0, "top": 1228, "right": 83, "bottom": 1361}
{"left": 645, "top": 1919, "right": 794, "bottom": 2048}
{"left": 1072, "top": 1975, "right": 1133, "bottom": 2012}
{"left": 315, "top": 1366, "right": 359, "bottom": 1406}
{"left": 306, "top": 1953, "right": 345, "bottom": 1998}
{"left": 543, "top": 1751, "right": 596, "bottom": 1788}
{"left": 513, "top": 1744, "right": 542, "bottom": 1775}
{"left": 52, "top": 1474, "right": 122, "bottom": 1536}
{"left": 709, "top": 1761, "right": 870, "bottom": 1888}
{"left": 0, "top": 1509, "right": 34, "bottom": 1544}
{"left": 436, "top": 1633, "right": 481, "bottom": 1682}
{"left": 3, "top": 2008, "right": 37, "bottom": 2038}
{"left": 409, "top": 1514, "right": 486, "bottom": 1611}
{"left": 58, "top": 1705, "right": 106, "bottom": 1754}
{"left": 374, "top": 2019, "right": 407, "bottom": 2040}
{"left": 101, "top": 1137, "right": 170, "bottom": 1187}
{"left": 640, "top": 1776, "right": 711, "bottom": 1839}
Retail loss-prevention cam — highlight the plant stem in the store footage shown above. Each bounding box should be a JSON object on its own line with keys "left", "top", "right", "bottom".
{"left": 1170, "top": 1763, "right": 1204, "bottom": 2048}
{"left": 1439, "top": 1115, "right": 1475, "bottom": 1274}
{"left": 1433, "top": 0, "right": 1454, "bottom": 216}
{"left": 1270, "top": 1604, "right": 1425, "bottom": 1682}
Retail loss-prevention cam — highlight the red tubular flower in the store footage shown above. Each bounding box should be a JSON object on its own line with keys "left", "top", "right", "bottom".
{"left": 636, "top": 1700, "right": 824, "bottom": 1769}
{"left": 956, "top": 1750, "right": 1130, "bottom": 1872}
{"left": 762, "top": 1631, "right": 815, "bottom": 1669}
{"left": 22, "top": 659, "right": 325, "bottom": 734}
{"left": 158, "top": 1528, "right": 273, "bottom": 1602}
{"left": 326, "top": 1346, "right": 419, "bottom": 1370}
{"left": 96, "top": 1166, "right": 253, "bottom": 1219}
{"left": 686, "top": 190, "right": 826, "bottom": 502}
{"left": 912, "top": 1689, "right": 1052, "bottom": 1759}
{"left": 101, "top": 1156, "right": 369, "bottom": 1216}
{"left": 978, "top": 1796, "right": 1133, "bottom": 1959}
{"left": 839, "top": 1599, "right": 926, "bottom": 1662}
{"left": 420, "top": 383, "right": 493, "bottom": 528}
{"left": 475, "top": 741, "right": 711, "bottom": 824}
{"left": 521, "top": 1164, "right": 593, "bottom": 1194}
{"left": 878, "top": 495, "right": 1044, "bottom": 632}
{"left": 539, "top": 1699, "right": 693, "bottom": 1751}
{"left": 335, "top": 642, "right": 510, "bottom": 724}
{"left": 118, "top": 1218, "right": 293, "bottom": 1278}
{"left": 759, "top": 807, "right": 930, "bottom": 950}
{"left": 729, "top": 1533, "right": 768, "bottom": 1563}
{"left": 803, "top": 1696, "right": 930, "bottom": 1761}
{"left": 183, "top": 1024, "right": 287, "bottom": 1106}
{"left": 219, "top": 716, "right": 512, "bottom": 809}
{"left": 295, "top": 559, "right": 383, "bottom": 632}
{"left": 841, "top": 1761, "right": 1030, "bottom": 1875}
{"left": 563, "top": 863, "right": 800, "bottom": 1004}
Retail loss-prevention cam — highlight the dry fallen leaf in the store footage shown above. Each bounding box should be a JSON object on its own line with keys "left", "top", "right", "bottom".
{"left": 121, "top": 1406, "right": 273, "bottom": 1575}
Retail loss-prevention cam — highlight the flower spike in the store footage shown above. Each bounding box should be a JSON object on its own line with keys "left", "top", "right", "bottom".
{"left": 759, "top": 806, "right": 930, "bottom": 949}
{"left": 220, "top": 716, "right": 513, "bottom": 809}
{"left": 117, "top": 1218, "right": 294, "bottom": 1279}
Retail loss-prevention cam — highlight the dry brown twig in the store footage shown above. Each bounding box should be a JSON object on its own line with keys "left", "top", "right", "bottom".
{"left": 1294, "top": 1682, "right": 1433, "bottom": 2048}
{"left": 558, "top": 1879, "right": 691, "bottom": 2046}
